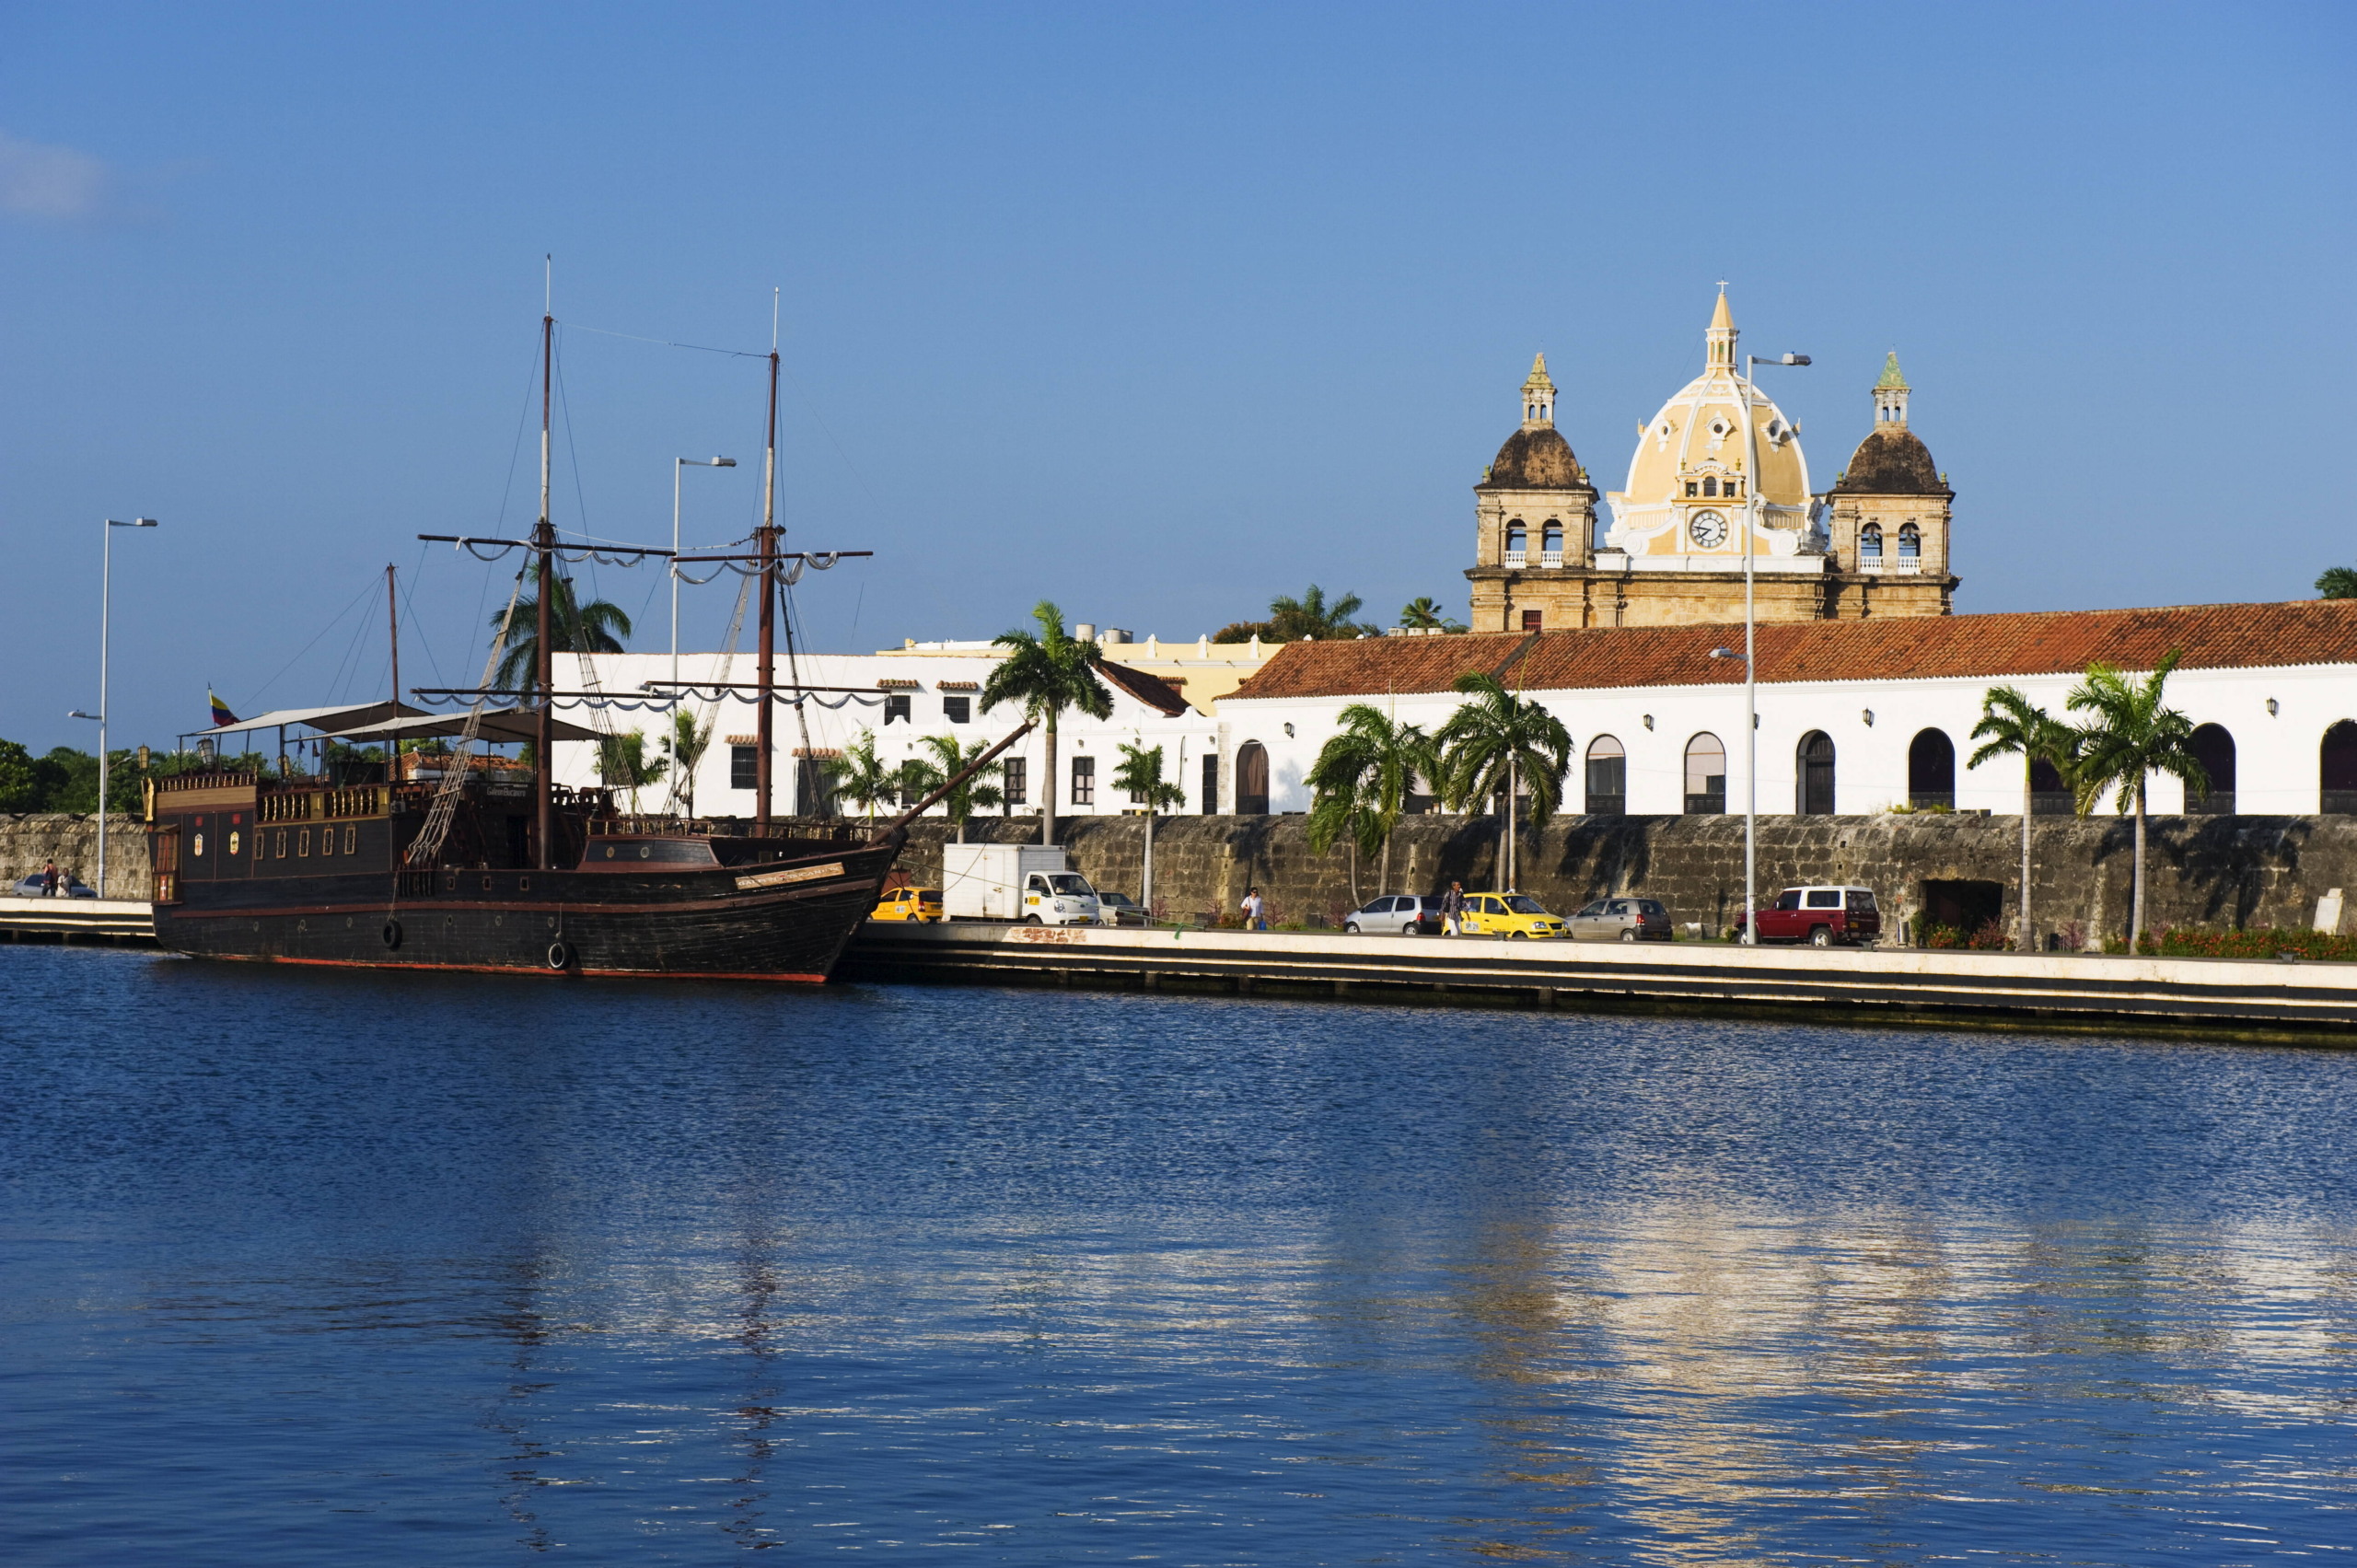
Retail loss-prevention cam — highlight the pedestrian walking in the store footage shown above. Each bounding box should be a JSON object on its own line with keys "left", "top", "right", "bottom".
{"left": 1240, "top": 887, "right": 1267, "bottom": 932}
{"left": 1441, "top": 879, "right": 1466, "bottom": 935}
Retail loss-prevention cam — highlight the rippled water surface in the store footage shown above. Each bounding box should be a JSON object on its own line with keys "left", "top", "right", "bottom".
{"left": 5, "top": 947, "right": 2356, "bottom": 1564}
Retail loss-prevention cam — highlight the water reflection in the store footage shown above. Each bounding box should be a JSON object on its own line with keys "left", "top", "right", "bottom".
{"left": 2, "top": 951, "right": 2354, "bottom": 1564}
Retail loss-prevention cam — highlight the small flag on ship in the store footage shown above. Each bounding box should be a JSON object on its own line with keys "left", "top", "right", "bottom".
{"left": 208, "top": 689, "right": 238, "bottom": 727}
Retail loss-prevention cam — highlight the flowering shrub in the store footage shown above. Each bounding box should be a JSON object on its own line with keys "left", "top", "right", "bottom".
{"left": 2103, "top": 927, "right": 2357, "bottom": 961}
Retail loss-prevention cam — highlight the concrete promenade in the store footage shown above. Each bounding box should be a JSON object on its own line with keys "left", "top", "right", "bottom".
{"left": 841, "top": 922, "right": 2357, "bottom": 1042}
{"left": 0, "top": 895, "right": 157, "bottom": 945}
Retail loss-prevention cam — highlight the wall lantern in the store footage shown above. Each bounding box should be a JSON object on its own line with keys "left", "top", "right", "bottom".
{"left": 1643, "top": 714, "right": 1655, "bottom": 731}
{"left": 1862, "top": 708, "right": 1875, "bottom": 726}
{"left": 2267, "top": 698, "right": 2280, "bottom": 717}
{"left": 1283, "top": 722, "right": 1295, "bottom": 738}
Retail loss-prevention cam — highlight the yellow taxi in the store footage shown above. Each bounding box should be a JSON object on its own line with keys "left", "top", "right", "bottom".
{"left": 869, "top": 886, "right": 944, "bottom": 923}
{"left": 1454, "top": 891, "right": 1565, "bottom": 938}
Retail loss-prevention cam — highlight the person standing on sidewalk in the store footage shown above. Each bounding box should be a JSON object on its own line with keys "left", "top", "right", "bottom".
{"left": 40, "top": 861, "right": 60, "bottom": 898}
{"left": 1240, "top": 888, "right": 1267, "bottom": 931}
{"left": 1442, "top": 880, "right": 1466, "bottom": 935}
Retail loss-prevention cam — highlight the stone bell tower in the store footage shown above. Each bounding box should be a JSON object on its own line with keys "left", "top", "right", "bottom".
{"left": 1465, "top": 354, "right": 1601, "bottom": 633}
{"left": 1823, "top": 353, "right": 1958, "bottom": 617}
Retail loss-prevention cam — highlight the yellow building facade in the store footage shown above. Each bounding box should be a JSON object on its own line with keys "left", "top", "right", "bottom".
{"left": 1467, "top": 293, "right": 1957, "bottom": 630}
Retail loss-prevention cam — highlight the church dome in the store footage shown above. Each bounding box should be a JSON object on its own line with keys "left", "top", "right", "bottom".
{"left": 1482, "top": 424, "right": 1587, "bottom": 490}
{"left": 1833, "top": 424, "right": 1944, "bottom": 494}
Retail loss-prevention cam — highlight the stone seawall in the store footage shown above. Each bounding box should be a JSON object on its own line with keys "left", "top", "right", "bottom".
{"left": 882, "top": 812, "right": 2357, "bottom": 947}
{"left": 0, "top": 814, "right": 149, "bottom": 900}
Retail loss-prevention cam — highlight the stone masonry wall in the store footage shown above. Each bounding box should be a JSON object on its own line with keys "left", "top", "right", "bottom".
{"left": 887, "top": 812, "right": 2357, "bottom": 945}
{"left": 0, "top": 814, "right": 150, "bottom": 900}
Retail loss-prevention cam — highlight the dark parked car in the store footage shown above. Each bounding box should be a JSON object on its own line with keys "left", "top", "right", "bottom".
{"left": 10, "top": 874, "right": 97, "bottom": 900}
{"left": 1344, "top": 894, "right": 1447, "bottom": 935}
{"left": 1735, "top": 885, "right": 1882, "bottom": 947}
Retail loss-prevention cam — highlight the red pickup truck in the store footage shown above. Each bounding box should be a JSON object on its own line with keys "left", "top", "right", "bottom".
{"left": 1736, "top": 885, "right": 1882, "bottom": 947}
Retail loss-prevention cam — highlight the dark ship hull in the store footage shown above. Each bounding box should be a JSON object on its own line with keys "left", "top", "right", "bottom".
{"left": 146, "top": 776, "right": 901, "bottom": 982}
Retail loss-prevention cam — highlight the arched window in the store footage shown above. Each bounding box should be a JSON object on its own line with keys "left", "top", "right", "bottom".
{"left": 1235, "top": 740, "right": 1270, "bottom": 815}
{"left": 1796, "top": 731, "right": 1836, "bottom": 816}
{"left": 2188, "top": 724, "right": 2235, "bottom": 815}
{"left": 1585, "top": 735, "right": 1626, "bottom": 815}
{"left": 1504, "top": 520, "right": 1527, "bottom": 564}
{"left": 2323, "top": 721, "right": 2357, "bottom": 814}
{"left": 1898, "top": 522, "right": 1921, "bottom": 560}
{"left": 1909, "top": 728, "right": 1956, "bottom": 809}
{"left": 1702, "top": 476, "right": 1719, "bottom": 497}
{"left": 1684, "top": 733, "right": 1726, "bottom": 815}
{"left": 1541, "top": 522, "right": 1562, "bottom": 563}
{"left": 1861, "top": 522, "right": 1884, "bottom": 560}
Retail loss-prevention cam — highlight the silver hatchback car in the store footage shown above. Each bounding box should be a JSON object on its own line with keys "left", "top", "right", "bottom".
{"left": 1343, "top": 894, "right": 1446, "bottom": 935}
{"left": 1568, "top": 897, "right": 1673, "bottom": 942}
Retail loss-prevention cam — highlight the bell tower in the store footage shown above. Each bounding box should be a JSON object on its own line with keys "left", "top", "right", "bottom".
{"left": 1826, "top": 352, "right": 1958, "bottom": 617}
{"left": 1466, "top": 354, "right": 1598, "bottom": 632}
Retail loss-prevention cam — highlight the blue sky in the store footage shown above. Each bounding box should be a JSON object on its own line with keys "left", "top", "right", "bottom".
{"left": 2, "top": 3, "right": 2350, "bottom": 752}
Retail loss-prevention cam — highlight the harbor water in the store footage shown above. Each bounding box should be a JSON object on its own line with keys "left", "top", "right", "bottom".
{"left": 4, "top": 946, "right": 2354, "bottom": 1564}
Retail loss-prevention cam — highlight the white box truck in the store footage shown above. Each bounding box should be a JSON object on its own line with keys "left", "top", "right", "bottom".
{"left": 940, "top": 844, "right": 1103, "bottom": 925}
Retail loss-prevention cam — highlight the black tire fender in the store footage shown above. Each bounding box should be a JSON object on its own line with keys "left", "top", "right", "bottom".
{"left": 546, "top": 940, "right": 573, "bottom": 970}
{"left": 381, "top": 918, "right": 402, "bottom": 950}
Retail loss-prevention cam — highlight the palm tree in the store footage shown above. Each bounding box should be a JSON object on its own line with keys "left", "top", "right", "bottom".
{"left": 1111, "top": 741, "right": 1186, "bottom": 919}
{"left": 595, "top": 728, "right": 668, "bottom": 814}
{"left": 823, "top": 729, "right": 899, "bottom": 822}
{"left": 661, "top": 707, "right": 714, "bottom": 817}
{"left": 1398, "top": 597, "right": 1466, "bottom": 633}
{"left": 981, "top": 600, "right": 1112, "bottom": 845}
{"left": 1434, "top": 673, "right": 1573, "bottom": 892}
{"left": 2066, "top": 651, "right": 2209, "bottom": 950}
{"left": 1305, "top": 704, "right": 1435, "bottom": 902}
{"left": 1267, "top": 584, "right": 1374, "bottom": 641}
{"left": 904, "top": 733, "right": 1007, "bottom": 842}
{"left": 2318, "top": 566, "right": 2357, "bottom": 600}
{"left": 1969, "top": 685, "right": 2080, "bottom": 951}
{"left": 489, "top": 566, "right": 633, "bottom": 693}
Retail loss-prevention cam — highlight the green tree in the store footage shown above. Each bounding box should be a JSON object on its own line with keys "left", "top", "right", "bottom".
{"left": 1398, "top": 597, "right": 1466, "bottom": 633}
{"left": 1305, "top": 705, "right": 1436, "bottom": 903}
{"left": 1110, "top": 742, "right": 1186, "bottom": 920}
{"left": 981, "top": 600, "right": 1112, "bottom": 845}
{"left": 822, "top": 729, "right": 900, "bottom": 822}
{"left": 0, "top": 739, "right": 37, "bottom": 811}
{"left": 2066, "top": 651, "right": 2209, "bottom": 948}
{"left": 1434, "top": 673, "right": 1573, "bottom": 893}
{"left": 1268, "top": 584, "right": 1376, "bottom": 641}
{"left": 1968, "top": 685, "right": 2082, "bottom": 951}
{"left": 488, "top": 565, "right": 633, "bottom": 693}
{"left": 1210, "top": 620, "right": 1276, "bottom": 644}
{"left": 662, "top": 708, "right": 714, "bottom": 817}
{"left": 2318, "top": 566, "right": 2357, "bottom": 600}
{"left": 594, "top": 728, "right": 668, "bottom": 814}
{"left": 901, "top": 734, "right": 1009, "bottom": 842}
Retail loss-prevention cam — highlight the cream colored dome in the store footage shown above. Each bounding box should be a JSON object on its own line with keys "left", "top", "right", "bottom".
{"left": 1604, "top": 291, "right": 1817, "bottom": 563}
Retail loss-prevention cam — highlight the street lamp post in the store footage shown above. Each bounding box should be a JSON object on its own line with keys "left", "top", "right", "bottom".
{"left": 1736, "top": 351, "right": 1808, "bottom": 945}
{"left": 672, "top": 457, "right": 737, "bottom": 688}
{"left": 75, "top": 517, "right": 159, "bottom": 900}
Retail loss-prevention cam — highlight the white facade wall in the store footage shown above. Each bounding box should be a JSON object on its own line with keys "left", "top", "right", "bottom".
{"left": 1219, "top": 662, "right": 2353, "bottom": 818}
{"left": 547, "top": 650, "right": 1222, "bottom": 820}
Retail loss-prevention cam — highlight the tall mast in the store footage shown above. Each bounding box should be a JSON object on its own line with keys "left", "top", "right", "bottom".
{"left": 534, "top": 275, "right": 556, "bottom": 868}
{"left": 385, "top": 561, "right": 401, "bottom": 750}
{"left": 754, "top": 336, "right": 780, "bottom": 829}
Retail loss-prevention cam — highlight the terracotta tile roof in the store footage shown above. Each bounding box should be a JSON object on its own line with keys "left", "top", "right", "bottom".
{"left": 1097, "top": 659, "right": 1191, "bottom": 716}
{"left": 1229, "top": 600, "right": 2357, "bottom": 701}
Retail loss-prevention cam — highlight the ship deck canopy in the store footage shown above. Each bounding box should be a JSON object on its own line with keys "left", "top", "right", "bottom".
{"left": 180, "top": 700, "right": 429, "bottom": 744}
{"left": 321, "top": 709, "right": 603, "bottom": 745}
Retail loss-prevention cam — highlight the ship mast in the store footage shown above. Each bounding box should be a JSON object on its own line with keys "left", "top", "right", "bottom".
{"left": 754, "top": 333, "right": 780, "bottom": 829}
{"left": 533, "top": 284, "right": 555, "bottom": 869}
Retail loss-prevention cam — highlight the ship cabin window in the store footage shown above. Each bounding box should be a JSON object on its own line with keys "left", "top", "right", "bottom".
{"left": 1070, "top": 755, "right": 1095, "bottom": 807}
{"left": 943, "top": 696, "right": 970, "bottom": 724}
{"left": 273, "top": 830, "right": 287, "bottom": 859}
{"left": 1003, "top": 757, "right": 1027, "bottom": 806}
{"left": 1861, "top": 522, "right": 1884, "bottom": 559}
{"left": 884, "top": 694, "right": 911, "bottom": 726}
{"left": 343, "top": 825, "right": 357, "bottom": 854}
{"left": 297, "top": 829, "right": 310, "bottom": 857}
{"left": 731, "top": 745, "right": 759, "bottom": 790}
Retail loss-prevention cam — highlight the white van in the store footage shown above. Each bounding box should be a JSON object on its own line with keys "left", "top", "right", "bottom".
{"left": 940, "top": 843, "right": 1103, "bottom": 925}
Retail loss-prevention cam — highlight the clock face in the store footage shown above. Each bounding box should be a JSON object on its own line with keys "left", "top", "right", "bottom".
{"left": 1689, "top": 510, "right": 1728, "bottom": 549}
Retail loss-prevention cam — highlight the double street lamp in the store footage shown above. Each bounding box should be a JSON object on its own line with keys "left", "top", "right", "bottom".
{"left": 672, "top": 457, "right": 737, "bottom": 686}
{"left": 70, "top": 517, "right": 159, "bottom": 900}
{"left": 1725, "top": 349, "right": 1810, "bottom": 945}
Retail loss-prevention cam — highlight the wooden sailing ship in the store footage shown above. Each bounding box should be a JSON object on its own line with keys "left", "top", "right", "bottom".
{"left": 145, "top": 303, "right": 1018, "bottom": 981}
